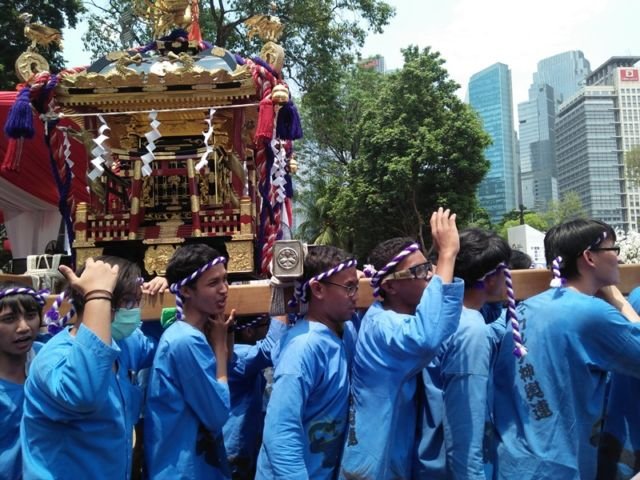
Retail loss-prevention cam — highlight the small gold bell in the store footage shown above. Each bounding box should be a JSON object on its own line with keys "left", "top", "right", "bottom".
{"left": 287, "top": 156, "right": 298, "bottom": 174}
{"left": 271, "top": 84, "right": 289, "bottom": 104}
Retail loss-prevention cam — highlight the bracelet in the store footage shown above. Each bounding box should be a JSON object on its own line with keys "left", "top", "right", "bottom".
{"left": 84, "top": 296, "right": 113, "bottom": 304}
{"left": 84, "top": 289, "right": 113, "bottom": 301}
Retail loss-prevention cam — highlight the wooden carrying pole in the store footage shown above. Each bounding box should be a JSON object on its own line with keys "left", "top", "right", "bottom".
{"left": 3, "top": 264, "right": 639, "bottom": 320}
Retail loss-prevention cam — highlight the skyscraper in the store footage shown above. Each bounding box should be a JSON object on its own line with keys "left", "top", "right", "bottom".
{"left": 518, "top": 84, "right": 557, "bottom": 211}
{"left": 518, "top": 51, "right": 591, "bottom": 212}
{"left": 468, "top": 63, "right": 518, "bottom": 223}
{"left": 533, "top": 50, "right": 591, "bottom": 109}
{"left": 556, "top": 57, "right": 640, "bottom": 232}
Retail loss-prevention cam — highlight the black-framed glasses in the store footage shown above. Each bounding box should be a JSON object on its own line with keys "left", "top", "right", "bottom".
{"left": 590, "top": 246, "right": 621, "bottom": 255}
{"left": 321, "top": 281, "right": 359, "bottom": 297}
{"left": 385, "top": 262, "right": 433, "bottom": 282}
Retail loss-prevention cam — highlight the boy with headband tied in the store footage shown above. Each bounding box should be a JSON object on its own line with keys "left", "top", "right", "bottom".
{"left": 340, "top": 208, "right": 464, "bottom": 480}
{"left": 492, "top": 219, "right": 640, "bottom": 479}
{"left": 256, "top": 245, "right": 359, "bottom": 480}
{"left": 415, "top": 228, "right": 514, "bottom": 479}
{"left": 0, "top": 283, "right": 46, "bottom": 478}
{"left": 144, "top": 244, "right": 235, "bottom": 479}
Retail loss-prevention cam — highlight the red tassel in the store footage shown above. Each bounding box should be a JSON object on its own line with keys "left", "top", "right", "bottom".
{"left": 255, "top": 97, "right": 274, "bottom": 141}
{"left": 0, "top": 138, "right": 24, "bottom": 171}
{"left": 189, "top": 22, "right": 203, "bottom": 44}
{"left": 188, "top": 0, "right": 203, "bottom": 44}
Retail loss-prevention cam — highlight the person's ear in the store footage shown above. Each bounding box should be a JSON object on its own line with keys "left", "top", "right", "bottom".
{"left": 381, "top": 280, "right": 397, "bottom": 297}
{"left": 309, "top": 279, "right": 325, "bottom": 300}
{"left": 581, "top": 249, "right": 597, "bottom": 268}
{"left": 180, "top": 285, "right": 193, "bottom": 299}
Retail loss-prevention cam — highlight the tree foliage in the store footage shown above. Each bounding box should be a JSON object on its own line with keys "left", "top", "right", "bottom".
{"left": 82, "top": 0, "right": 394, "bottom": 93}
{"left": 625, "top": 145, "right": 640, "bottom": 187}
{"left": 0, "top": 0, "right": 84, "bottom": 89}
{"left": 498, "top": 212, "right": 547, "bottom": 239}
{"left": 299, "top": 66, "right": 384, "bottom": 171}
{"left": 543, "top": 191, "right": 587, "bottom": 228}
{"left": 294, "top": 174, "right": 346, "bottom": 248}
{"left": 298, "top": 46, "right": 492, "bottom": 259}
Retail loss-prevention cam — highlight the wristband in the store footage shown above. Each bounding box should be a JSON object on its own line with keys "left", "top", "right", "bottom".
{"left": 84, "top": 296, "right": 113, "bottom": 304}
{"left": 84, "top": 289, "right": 113, "bottom": 301}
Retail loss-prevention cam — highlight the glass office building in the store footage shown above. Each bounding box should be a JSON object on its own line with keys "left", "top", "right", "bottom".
{"left": 533, "top": 50, "right": 591, "bottom": 109}
{"left": 556, "top": 58, "right": 640, "bottom": 231}
{"left": 518, "top": 51, "right": 591, "bottom": 212}
{"left": 468, "top": 63, "right": 518, "bottom": 223}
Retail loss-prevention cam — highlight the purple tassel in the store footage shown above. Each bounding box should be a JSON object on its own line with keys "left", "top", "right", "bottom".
{"left": 276, "top": 101, "right": 303, "bottom": 140}
{"left": 33, "top": 75, "right": 58, "bottom": 114}
{"left": 4, "top": 85, "right": 34, "bottom": 139}
{"left": 252, "top": 56, "right": 280, "bottom": 79}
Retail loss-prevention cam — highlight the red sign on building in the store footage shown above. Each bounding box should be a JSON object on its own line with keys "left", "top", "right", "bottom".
{"left": 620, "top": 68, "right": 639, "bottom": 81}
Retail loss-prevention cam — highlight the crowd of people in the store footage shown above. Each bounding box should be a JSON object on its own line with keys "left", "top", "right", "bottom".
{"left": 2, "top": 208, "right": 640, "bottom": 479}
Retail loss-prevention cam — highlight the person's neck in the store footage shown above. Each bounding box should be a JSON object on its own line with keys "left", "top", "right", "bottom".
{"left": 463, "top": 289, "right": 487, "bottom": 311}
{"left": 182, "top": 304, "right": 209, "bottom": 332}
{"left": 382, "top": 297, "right": 416, "bottom": 315}
{"left": 565, "top": 274, "right": 599, "bottom": 296}
{"left": 306, "top": 304, "right": 342, "bottom": 336}
{"left": 0, "top": 352, "right": 28, "bottom": 384}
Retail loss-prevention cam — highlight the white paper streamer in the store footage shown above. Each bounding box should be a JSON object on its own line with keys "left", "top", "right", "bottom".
{"left": 270, "top": 138, "right": 287, "bottom": 204}
{"left": 141, "top": 110, "right": 161, "bottom": 176}
{"left": 88, "top": 115, "right": 111, "bottom": 181}
{"left": 196, "top": 108, "right": 216, "bottom": 171}
{"left": 61, "top": 128, "right": 74, "bottom": 178}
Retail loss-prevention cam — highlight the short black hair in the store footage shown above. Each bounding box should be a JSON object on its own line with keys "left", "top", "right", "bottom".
{"left": 68, "top": 256, "right": 141, "bottom": 315}
{"left": 367, "top": 237, "right": 419, "bottom": 298}
{"left": 303, "top": 245, "right": 352, "bottom": 282}
{"left": 368, "top": 237, "right": 417, "bottom": 272}
{"left": 544, "top": 219, "right": 615, "bottom": 279}
{"left": 509, "top": 250, "right": 533, "bottom": 270}
{"left": 0, "top": 281, "right": 42, "bottom": 318}
{"left": 454, "top": 228, "right": 511, "bottom": 289}
{"left": 301, "top": 245, "right": 352, "bottom": 301}
{"left": 166, "top": 244, "right": 226, "bottom": 288}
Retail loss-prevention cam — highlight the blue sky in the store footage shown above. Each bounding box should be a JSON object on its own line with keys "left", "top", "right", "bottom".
{"left": 64, "top": 0, "right": 639, "bottom": 110}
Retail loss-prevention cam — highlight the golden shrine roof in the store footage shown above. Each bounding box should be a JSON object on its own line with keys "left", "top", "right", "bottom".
{"left": 56, "top": 42, "right": 256, "bottom": 108}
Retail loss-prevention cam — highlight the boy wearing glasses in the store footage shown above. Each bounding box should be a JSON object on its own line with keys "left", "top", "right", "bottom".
{"left": 414, "top": 228, "right": 512, "bottom": 479}
{"left": 256, "top": 245, "right": 359, "bottom": 480}
{"left": 491, "top": 219, "right": 640, "bottom": 479}
{"left": 340, "top": 208, "right": 464, "bottom": 480}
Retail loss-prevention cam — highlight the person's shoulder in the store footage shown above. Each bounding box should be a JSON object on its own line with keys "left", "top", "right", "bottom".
{"left": 277, "top": 321, "right": 330, "bottom": 358}
{"left": 157, "top": 321, "right": 208, "bottom": 357}
{"left": 458, "top": 308, "right": 489, "bottom": 331}
{"left": 448, "top": 309, "right": 494, "bottom": 351}
{"left": 32, "top": 328, "right": 72, "bottom": 359}
{"left": 162, "top": 320, "right": 203, "bottom": 341}
{"left": 629, "top": 285, "right": 640, "bottom": 308}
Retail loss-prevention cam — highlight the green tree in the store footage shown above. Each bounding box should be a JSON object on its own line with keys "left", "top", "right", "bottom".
{"left": 294, "top": 65, "right": 384, "bottom": 250}
{"left": 299, "top": 66, "right": 384, "bottom": 170}
{"left": 498, "top": 212, "right": 547, "bottom": 239}
{"left": 0, "top": 0, "right": 85, "bottom": 89}
{"left": 327, "top": 46, "right": 492, "bottom": 259}
{"left": 82, "top": 0, "right": 394, "bottom": 93}
{"left": 294, "top": 175, "right": 346, "bottom": 247}
{"left": 543, "top": 191, "right": 587, "bottom": 227}
{"left": 625, "top": 145, "right": 640, "bottom": 187}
